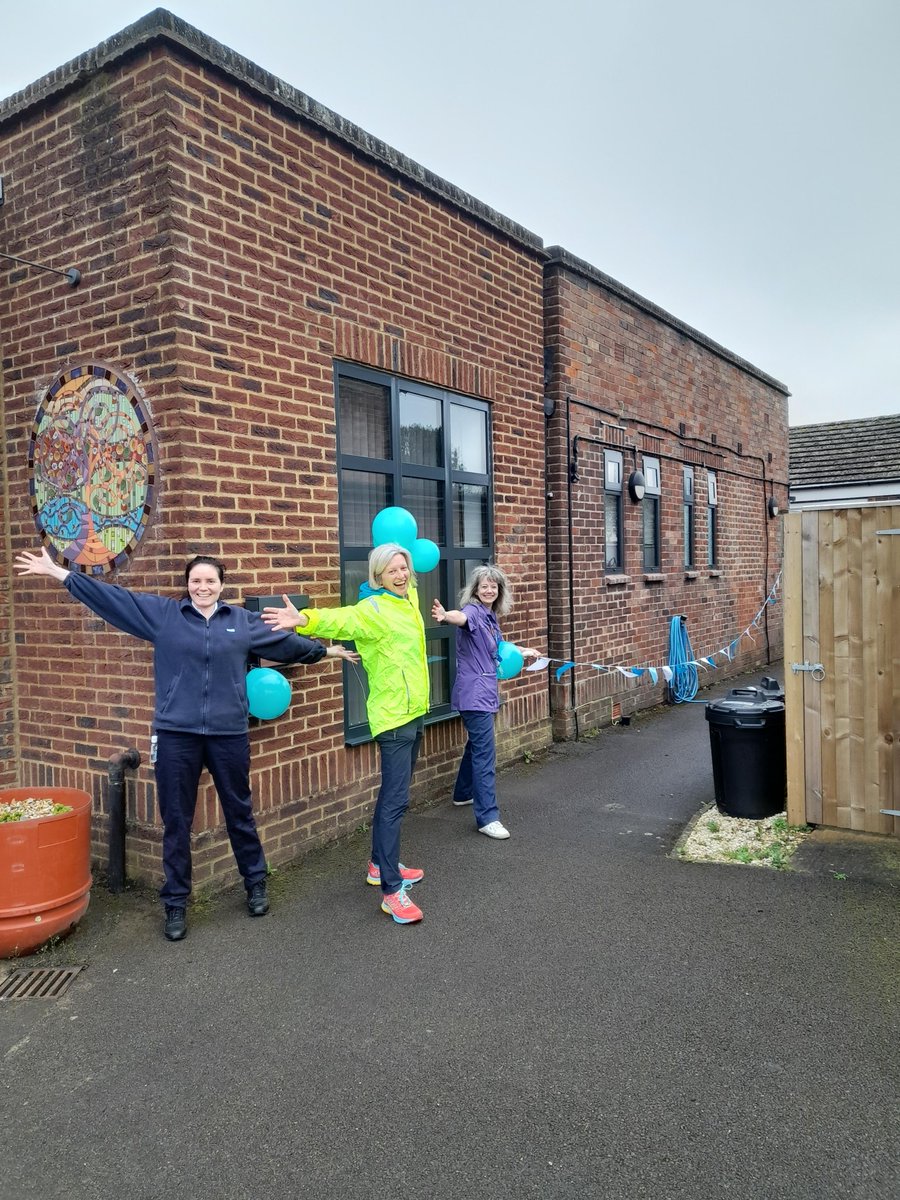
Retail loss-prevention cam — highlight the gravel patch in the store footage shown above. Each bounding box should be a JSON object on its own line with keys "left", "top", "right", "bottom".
{"left": 675, "top": 805, "right": 811, "bottom": 869}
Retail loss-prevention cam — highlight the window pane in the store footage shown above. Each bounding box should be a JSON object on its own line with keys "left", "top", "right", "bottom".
{"left": 402, "top": 477, "right": 445, "bottom": 544}
{"left": 453, "top": 483, "right": 488, "bottom": 546}
{"left": 684, "top": 505, "right": 695, "bottom": 567}
{"left": 707, "top": 507, "right": 717, "bottom": 566}
{"left": 341, "top": 559, "right": 371, "bottom": 728}
{"left": 413, "top": 562, "right": 441, "bottom": 624}
{"left": 426, "top": 636, "right": 450, "bottom": 707}
{"left": 451, "top": 404, "right": 487, "bottom": 474}
{"left": 605, "top": 493, "right": 621, "bottom": 570}
{"left": 339, "top": 378, "right": 391, "bottom": 459}
{"left": 400, "top": 392, "right": 443, "bottom": 466}
{"left": 341, "top": 470, "right": 391, "bottom": 546}
{"left": 642, "top": 497, "right": 660, "bottom": 570}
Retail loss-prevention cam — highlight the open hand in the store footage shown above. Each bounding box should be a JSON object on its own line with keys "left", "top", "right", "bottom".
{"left": 327, "top": 644, "right": 361, "bottom": 664}
{"left": 262, "top": 594, "right": 304, "bottom": 630}
{"left": 15, "top": 548, "right": 69, "bottom": 582}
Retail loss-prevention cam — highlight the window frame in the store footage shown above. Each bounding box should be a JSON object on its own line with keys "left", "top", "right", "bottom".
{"left": 642, "top": 456, "right": 661, "bottom": 571}
{"left": 604, "top": 449, "right": 624, "bottom": 573}
{"left": 683, "top": 466, "right": 695, "bottom": 569}
{"left": 334, "top": 361, "right": 494, "bottom": 744}
{"left": 706, "top": 469, "right": 718, "bottom": 567}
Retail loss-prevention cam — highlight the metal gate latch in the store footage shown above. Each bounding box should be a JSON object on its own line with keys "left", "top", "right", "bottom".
{"left": 790, "top": 661, "right": 826, "bottom": 681}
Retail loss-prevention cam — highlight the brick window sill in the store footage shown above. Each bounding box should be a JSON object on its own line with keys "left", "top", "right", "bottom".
{"left": 684, "top": 570, "right": 699, "bottom": 580}
{"left": 708, "top": 569, "right": 723, "bottom": 578}
{"left": 643, "top": 573, "right": 665, "bottom": 584}
{"left": 604, "top": 574, "right": 630, "bottom": 586}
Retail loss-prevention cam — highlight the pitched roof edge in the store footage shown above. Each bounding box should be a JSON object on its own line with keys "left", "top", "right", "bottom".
{"left": 0, "top": 8, "right": 545, "bottom": 256}
{"left": 545, "top": 245, "right": 790, "bottom": 395}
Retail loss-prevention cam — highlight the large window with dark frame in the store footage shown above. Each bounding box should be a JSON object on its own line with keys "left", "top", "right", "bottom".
{"left": 604, "top": 450, "right": 624, "bottom": 572}
{"left": 706, "top": 470, "right": 718, "bottom": 567}
{"left": 336, "top": 363, "right": 494, "bottom": 743}
{"left": 683, "top": 466, "right": 695, "bottom": 568}
{"left": 642, "top": 456, "right": 661, "bottom": 571}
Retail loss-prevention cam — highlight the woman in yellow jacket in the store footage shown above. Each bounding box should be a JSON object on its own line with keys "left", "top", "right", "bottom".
{"left": 264, "top": 543, "right": 428, "bottom": 924}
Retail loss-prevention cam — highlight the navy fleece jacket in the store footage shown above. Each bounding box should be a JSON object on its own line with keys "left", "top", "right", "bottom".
{"left": 64, "top": 573, "right": 326, "bottom": 735}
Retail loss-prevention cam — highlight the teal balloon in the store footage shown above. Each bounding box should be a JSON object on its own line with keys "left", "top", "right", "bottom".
{"left": 411, "top": 537, "right": 440, "bottom": 573}
{"left": 246, "top": 667, "right": 292, "bottom": 720}
{"left": 496, "top": 641, "right": 524, "bottom": 680}
{"left": 371, "top": 506, "right": 417, "bottom": 550}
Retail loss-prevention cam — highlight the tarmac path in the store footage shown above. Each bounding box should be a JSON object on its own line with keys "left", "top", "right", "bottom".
{"left": 2, "top": 679, "right": 898, "bottom": 1200}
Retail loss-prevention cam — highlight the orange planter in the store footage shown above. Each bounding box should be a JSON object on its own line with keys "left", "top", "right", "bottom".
{"left": 0, "top": 787, "right": 93, "bottom": 958}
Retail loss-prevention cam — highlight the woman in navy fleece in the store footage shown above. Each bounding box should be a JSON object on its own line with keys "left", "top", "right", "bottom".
{"left": 15, "top": 547, "right": 355, "bottom": 942}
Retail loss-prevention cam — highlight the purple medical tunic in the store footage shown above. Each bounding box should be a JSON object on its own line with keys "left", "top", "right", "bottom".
{"left": 451, "top": 603, "right": 501, "bottom": 713}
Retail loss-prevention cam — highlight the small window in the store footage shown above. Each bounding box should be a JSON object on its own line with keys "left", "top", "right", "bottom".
{"left": 707, "top": 470, "right": 718, "bottom": 567}
{"left": 604, "top": 450, "right": 624, "bottom": 572}
{"left": 642, "top": 456, "right": 661, "bottom": 571}
{"left": 683, "top": 466, "right": 695, "bottom": 568}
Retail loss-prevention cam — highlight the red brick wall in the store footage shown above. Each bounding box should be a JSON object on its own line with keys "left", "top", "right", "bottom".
{"left": 0, "top": 44, "right": 550, "bottom": 890}
{"left": 544, "top": 253, "right": 788, "bottom": 737}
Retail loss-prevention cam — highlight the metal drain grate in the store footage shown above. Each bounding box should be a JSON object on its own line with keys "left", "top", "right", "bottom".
{"left": 0, "top": 966, "right": 83, "bottom": 1000}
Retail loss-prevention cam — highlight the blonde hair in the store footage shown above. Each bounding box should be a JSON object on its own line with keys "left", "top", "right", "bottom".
{"left": 458, "top": 564, "right": 512, "bottom": 617}
{"left": 368, "top": 543, "right": 416, "bottom": 590}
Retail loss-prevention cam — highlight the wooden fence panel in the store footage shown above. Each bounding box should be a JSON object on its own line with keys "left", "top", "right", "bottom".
{"left": 784, "top": 506, "right": 899, "bottom": 836}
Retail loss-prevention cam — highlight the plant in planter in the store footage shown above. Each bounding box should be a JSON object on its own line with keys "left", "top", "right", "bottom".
{"left": 0, "top": 787, "right": 93, "bottom": 958}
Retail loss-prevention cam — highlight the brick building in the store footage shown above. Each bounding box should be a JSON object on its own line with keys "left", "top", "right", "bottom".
{"left": 0, "top": 11, "right": 787, "bottom": 891}
{"left": 544, "top": 249, "right": 788, "bottom": 738}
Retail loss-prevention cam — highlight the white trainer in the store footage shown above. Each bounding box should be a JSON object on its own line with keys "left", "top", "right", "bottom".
{"left": 452, "top": 797, "right": 474, "bottom": 806}
{"left": 478, "top": 820, "right": 510, "bottom": 839}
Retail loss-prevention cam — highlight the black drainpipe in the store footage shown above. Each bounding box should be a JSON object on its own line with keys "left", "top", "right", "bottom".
{"left": 107, "top": 748, "right": 141, "bottom": 893}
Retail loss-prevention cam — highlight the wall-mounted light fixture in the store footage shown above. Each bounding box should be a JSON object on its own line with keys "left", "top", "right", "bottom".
{"left": 627, "top": 470, "right": 646, "bottom": 502}
{"left": 543, "top": 397, "right": 557, "bottom": 419}
{"left": 767, "top": 495, "right": 780, "bottom": 518}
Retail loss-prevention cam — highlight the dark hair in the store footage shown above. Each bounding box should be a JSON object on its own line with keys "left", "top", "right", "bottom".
{"left": 184, "top": 556, "right": 225, "bottom": 587}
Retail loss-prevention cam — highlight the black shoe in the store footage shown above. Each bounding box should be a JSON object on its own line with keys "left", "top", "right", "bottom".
{"left": 164, "top": 905, "right": 187, "bottom": 941}
{"left": 247, "top": 880, "right": 269, "bottom": 917}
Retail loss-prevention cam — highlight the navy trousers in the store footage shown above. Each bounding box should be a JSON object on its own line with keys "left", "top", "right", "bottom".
{"left": 154, "top": 731, "right": 266, "bottom": 905}
{"left": 452, "top": 710, "right": 500, "bottom": 828}
{"left": 372, "top": 717, "right": 424, "bottom": 894}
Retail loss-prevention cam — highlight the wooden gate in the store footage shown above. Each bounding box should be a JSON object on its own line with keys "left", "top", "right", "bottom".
{"left": 784, "top": 506, "right": 899, "bottom": 834}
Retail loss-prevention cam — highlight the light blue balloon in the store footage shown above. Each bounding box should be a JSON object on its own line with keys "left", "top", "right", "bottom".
{"left": 411, "top": 537, "right": 440, "bottom": 574}
{"left": 246, "top": 667, "right": 292, "bottom": 720}
{"left": 496, "top": 641, "right": 524, "bottom": 680}
{"left": 371, "top": 506, "right": 418, "bottom": 550}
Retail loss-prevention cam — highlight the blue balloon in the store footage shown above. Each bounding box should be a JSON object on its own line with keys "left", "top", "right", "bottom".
{"left": 246, "top": 667, "right": 292, "bottom": 720}
{"left": 411, "top": 537, "right": 440, "bottom": 574}
{"left": 496, "top": 641, "right": 524, "bottom": 680}
{"left": 371, "top": 506, "right": 417, "bottom": 551}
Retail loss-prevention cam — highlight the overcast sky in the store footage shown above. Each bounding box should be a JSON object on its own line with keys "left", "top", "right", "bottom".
{"left": 2, "top": 0, "right": 897, "bottom": 427}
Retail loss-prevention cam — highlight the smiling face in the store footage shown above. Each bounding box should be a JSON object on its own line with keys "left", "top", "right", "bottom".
{"left": 475, "top": 575, "right": 499, "bottom": 608}
{"left": 380, "top": 552, "right": 411, "bottom": 597}
{"left": 187, "top": 563, "right": 224, "bottom": 614}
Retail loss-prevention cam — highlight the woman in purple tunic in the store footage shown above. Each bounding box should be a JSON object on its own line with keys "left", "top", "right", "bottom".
{"left": 432, "top": 565, "right": 538, "bottom": 839}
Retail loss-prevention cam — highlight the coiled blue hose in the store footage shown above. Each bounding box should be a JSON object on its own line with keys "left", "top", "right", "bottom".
{"left": 668, "top": 616, "right": 698, "bottom": 703}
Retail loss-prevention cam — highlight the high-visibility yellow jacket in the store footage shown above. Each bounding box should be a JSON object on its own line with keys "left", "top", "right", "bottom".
{"left": 299, "top": 586, "right": 429, "bottom": 737}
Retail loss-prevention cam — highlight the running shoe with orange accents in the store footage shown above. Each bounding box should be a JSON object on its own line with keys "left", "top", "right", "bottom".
{"left": 366, "top": 861, "right": 424, "bottom": 887}
{"left": 381, "top": 886, "right": 423, "bottom": 924}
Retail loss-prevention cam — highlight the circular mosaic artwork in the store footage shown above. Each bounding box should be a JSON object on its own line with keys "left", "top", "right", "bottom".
{"left": 28, "top": 364, "right": 157, "bottom": 573}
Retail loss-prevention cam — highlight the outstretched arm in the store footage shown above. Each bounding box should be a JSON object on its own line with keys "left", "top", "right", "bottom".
{"left": 431, "top": 599, "right": 467, "bottom": 627}
{"left": 15, "top": 548, "right": 69, "bottom": 583}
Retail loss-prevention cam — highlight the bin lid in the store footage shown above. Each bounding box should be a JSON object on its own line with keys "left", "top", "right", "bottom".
{"left": 705, "top": 693, "right": 785, "bottom": 726}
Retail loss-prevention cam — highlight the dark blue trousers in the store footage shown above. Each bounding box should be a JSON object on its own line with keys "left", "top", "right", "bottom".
{"left": 372, "top": 717, "right": 424, "bottom": 894}
{"left": 452, "top": 710, "right": 500, "bottom": 828}
{"left": 154, "top": 731, "right": 266, "bottom": 905}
